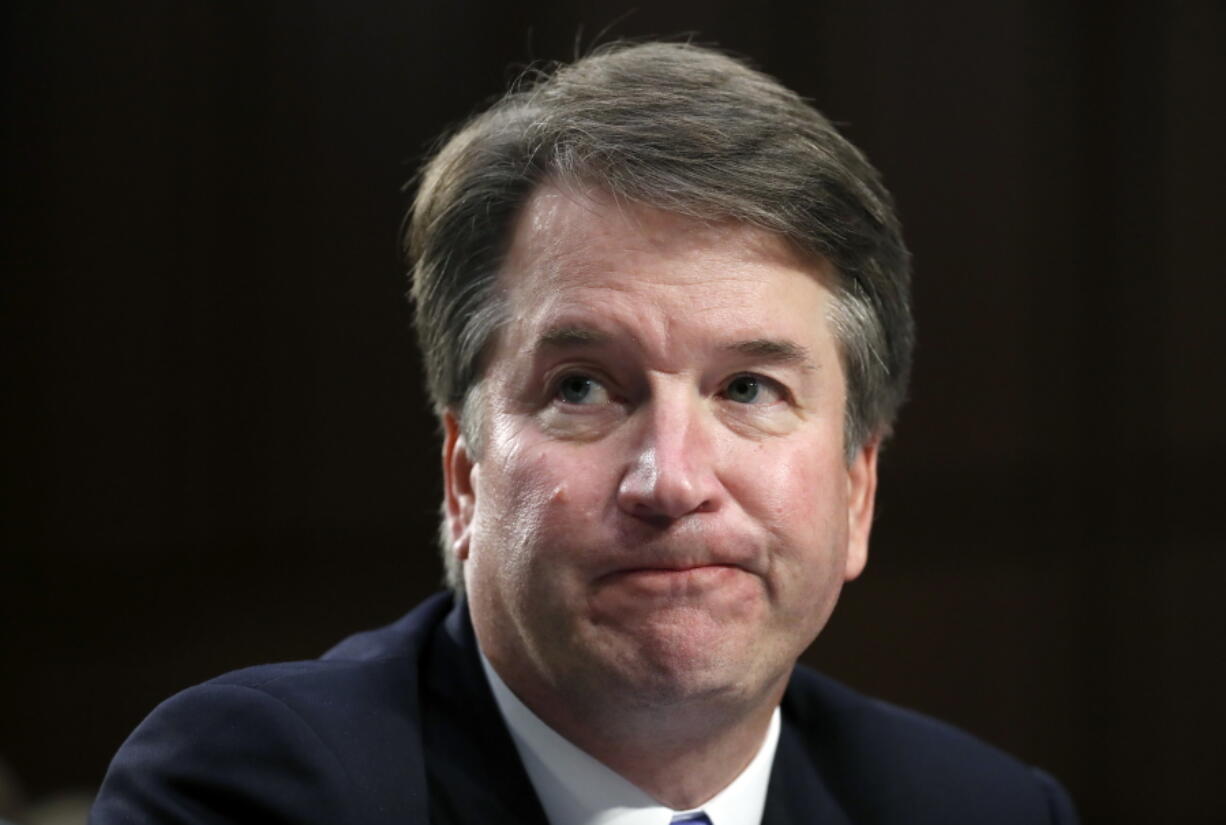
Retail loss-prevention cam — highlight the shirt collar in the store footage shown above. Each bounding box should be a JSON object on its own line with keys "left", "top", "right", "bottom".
{"left": 479, "top": 651, "right": 780, "bottom": 825}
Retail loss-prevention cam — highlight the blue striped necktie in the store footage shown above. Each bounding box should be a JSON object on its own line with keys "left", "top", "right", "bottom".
{"left": 670, "top": 814, "right": 712, "bottom": 825}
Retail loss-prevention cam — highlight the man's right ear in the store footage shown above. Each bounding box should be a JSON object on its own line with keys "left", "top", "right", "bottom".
{"left": 442, "top": 410, "right": 477, "bottom": 562}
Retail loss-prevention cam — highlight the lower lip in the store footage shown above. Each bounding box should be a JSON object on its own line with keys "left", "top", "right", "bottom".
{"left": 604, "top": 564, "right": 744, "bottom": 594}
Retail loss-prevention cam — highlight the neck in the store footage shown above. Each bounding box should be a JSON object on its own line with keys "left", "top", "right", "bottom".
{"left": 563, "top": 701, "right": 779, "bottom": 810}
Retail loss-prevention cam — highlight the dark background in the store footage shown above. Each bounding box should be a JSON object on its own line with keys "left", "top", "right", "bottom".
{"left": 4, "top": 1, "right": 1224, "bottom": 822}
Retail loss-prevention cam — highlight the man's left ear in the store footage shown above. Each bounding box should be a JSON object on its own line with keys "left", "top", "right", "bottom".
{"left": 844, "top": 438, "right": 880, "bottom": 582}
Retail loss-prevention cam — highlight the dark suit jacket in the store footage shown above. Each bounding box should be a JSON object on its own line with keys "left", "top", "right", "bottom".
{"left": 92, "top": 592, "right": 1078, "bottom": 824}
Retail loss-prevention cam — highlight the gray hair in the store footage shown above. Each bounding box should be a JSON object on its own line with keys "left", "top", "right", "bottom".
{"left": 406, "top": 41, "right": 914, "bottom": 590}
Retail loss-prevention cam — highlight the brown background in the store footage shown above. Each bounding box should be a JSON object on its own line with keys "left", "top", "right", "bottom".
{"left": 4, "top": 2, "right": 1224, "bottom": 823}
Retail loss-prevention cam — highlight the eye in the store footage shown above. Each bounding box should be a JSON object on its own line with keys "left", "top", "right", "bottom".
{"left": 724, "top": 375, "right": 761, "bottom": 403}
{"left": 721, "top": 373, "right": 783, "bottom": 405}
{"left": 555, "top": 374, "right": 610, "bottom": 406}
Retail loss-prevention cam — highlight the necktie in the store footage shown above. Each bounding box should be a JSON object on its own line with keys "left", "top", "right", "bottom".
{"left": 670, "top": 814, "right": 712, "bottom": 825}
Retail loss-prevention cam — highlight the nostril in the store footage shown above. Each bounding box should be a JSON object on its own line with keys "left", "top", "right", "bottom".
{"left": 629, "top": 508, "right": 677, "bottom": 529}
{"left": 618, "top": 464, "right": 715, "bottom": 522}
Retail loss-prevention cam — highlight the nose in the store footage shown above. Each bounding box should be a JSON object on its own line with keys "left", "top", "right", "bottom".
{"left": 616, "top": 391, "right": 723, "bottom": 523}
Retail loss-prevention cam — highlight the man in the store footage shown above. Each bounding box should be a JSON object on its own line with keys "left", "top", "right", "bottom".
{"left": 93, "top": 42, "right": 1078, "bottom": 824}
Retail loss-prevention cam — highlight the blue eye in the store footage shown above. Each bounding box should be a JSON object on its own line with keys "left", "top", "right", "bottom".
{"left": 725, "top": 375, "right": 762, "bottom": 403}
{"left": 558, "top": 375, "right": 599, "bottom": 404}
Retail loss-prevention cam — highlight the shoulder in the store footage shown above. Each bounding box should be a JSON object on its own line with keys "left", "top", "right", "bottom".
{"left": 91, "top": 593, "right": 456, "bottom": 825}
{"left": 781, "top": 666, "right": 1079, "bottom": 824}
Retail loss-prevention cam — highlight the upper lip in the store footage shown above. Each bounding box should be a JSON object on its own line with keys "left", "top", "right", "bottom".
{"left": 594, "top": 548, "right": 761, "bottom": 581}
{"left": 594, "top": 522, "right": 764, "bottom": 580}
{"left": 616, "top": 562, "right": 738, "bottom": 573}
{"left": 593, "top": 560, "right": 754, "bottom": 588}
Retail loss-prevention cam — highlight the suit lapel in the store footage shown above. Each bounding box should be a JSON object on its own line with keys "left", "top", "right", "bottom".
{"left": 420, "top": 598, "right": 550, "bottom": 825}
{"left": 761, "top": 721, "right": 853, "bottom": 825}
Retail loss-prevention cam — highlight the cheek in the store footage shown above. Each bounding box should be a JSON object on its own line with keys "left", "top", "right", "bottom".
{"left": 752, "top": 435, "right": 836, "bottom": 500}
{"left": 765, "top": 452, "right": 853, "bottom": 633}
{"left": 472, "top": 439, "right": 611, "bottom": 570}
{"left": 749, "top": 443, "right": 850, "bottom": 553}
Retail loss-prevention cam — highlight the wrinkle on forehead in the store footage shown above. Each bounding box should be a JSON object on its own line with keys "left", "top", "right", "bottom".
{"left": 492, "top": 181, "right": 841, "bottom": 373}
{"left": 504, "top": 182, "right": 824, "bottom": 293}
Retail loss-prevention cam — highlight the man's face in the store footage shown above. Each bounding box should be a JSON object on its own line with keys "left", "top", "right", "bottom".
{"left": 445, "top": 185, "right": 878, "bottom": 715}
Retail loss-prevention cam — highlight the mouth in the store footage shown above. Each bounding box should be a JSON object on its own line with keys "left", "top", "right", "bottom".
{"left": 598, "top": 563, "right": 747, "bottom": 592}
{"left": 614, "top": 562, "right": 740, "bottom": 574}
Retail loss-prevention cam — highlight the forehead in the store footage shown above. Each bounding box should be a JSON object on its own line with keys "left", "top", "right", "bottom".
{"left": 496, "top": 185, "right": 837, "bottom": 343}
{"left": 502, "top": 184, "right": 819, "bottom": 290}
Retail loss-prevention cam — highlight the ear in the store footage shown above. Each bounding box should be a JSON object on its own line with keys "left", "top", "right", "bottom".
{"left": 843, "top": 438, "right": 879, "bottom": 582}
{"left": 442, "top": 409, "right": 478, "bottom": 562}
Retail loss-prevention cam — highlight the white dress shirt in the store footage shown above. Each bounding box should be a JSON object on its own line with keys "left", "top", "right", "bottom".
{"left": 480, "top": 652, "right": 780, "bottom": 825}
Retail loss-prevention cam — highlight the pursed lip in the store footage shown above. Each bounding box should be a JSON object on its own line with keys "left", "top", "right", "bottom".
{"left": 594, "top": 557, "right": 759, "bottom": 584}
{"left": 608, "top": 562, "right": 739, "bottom": 575}
{"left": 590, "top": 529, "right": 767, "bottom": 583}
{"left": 592, "top": 563, "right": 756, "bottom": 601}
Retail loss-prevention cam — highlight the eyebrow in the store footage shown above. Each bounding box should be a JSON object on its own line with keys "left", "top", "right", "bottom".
{"left": 533, "top": 326, "right": 609, "bottom": 354}
{"left": 722, "top": 338, "right": 813, "bottom": 368}
{"left": 534, "top": 326, "right": 811, "bottom": 368}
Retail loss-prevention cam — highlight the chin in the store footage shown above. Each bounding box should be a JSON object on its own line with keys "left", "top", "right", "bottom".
{"left": 580, "top": 616, "right": 776, "bottom": 707}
